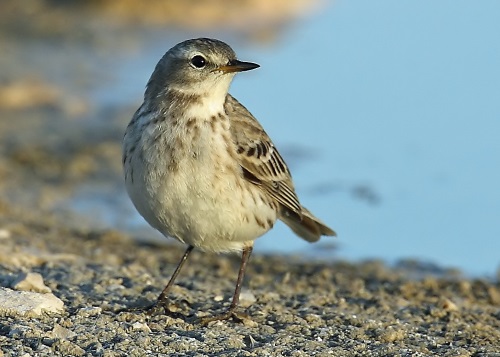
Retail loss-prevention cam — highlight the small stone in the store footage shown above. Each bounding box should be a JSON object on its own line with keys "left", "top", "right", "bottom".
{"left": 11, "top": 272, "right": 52, "bottom": 293}
{"left": 440, "top": 298, "right": 459, "bottom": 311}
{"left": 242, "top": 318, "right": 258, "bottom": 328}
{"left": 52, "top": 339, "right": 85, "bottom": 356}
{"left": 379, "top": 327, "right": 406, "bottom": 343}
{"left": 8, "top": 324, "right": 30, "bottom": 338}
{"left": 77, "top": 306, "right": 102, "bottom": 317}
{"left": 50, "top": 323, "right": 77, "bottom": 340}
{"left": 0, "top": 229, "right": 10, "bottom": 240}
{"left": 132, "top": 322, "right": 152, "bottom": 333}
{"left": 245, "top": 335, "right": 256, "bottom": 348}
{"left": 239, "top": 289, "right": 256, "bottom": 307}
{"left": 261, "top": 292, "right": 280, "bottom": 301}
{"left": 0, "top": 288, "right": 64, "bottom": 316}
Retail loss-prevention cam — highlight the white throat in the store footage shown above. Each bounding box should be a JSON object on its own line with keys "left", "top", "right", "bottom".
{"left": 184, "top": 74, "right": 233, "bottom": 118}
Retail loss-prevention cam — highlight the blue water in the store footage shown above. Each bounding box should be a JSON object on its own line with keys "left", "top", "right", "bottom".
{"left": 87, "top": 1, "right": 500, "bottom": 276}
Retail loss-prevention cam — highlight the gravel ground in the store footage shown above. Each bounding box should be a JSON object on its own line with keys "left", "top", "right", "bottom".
{"left": 1, "top": 206, "right": 499, "bottom": 356}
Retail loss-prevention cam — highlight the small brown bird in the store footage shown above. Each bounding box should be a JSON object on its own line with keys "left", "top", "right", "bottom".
{"left": 122, "top": 38, "right": 335, "bottom": 323}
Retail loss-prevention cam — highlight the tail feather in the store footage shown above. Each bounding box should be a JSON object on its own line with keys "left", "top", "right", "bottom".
{"left": 280, "top": 206, "right": 336, "bottom": 243}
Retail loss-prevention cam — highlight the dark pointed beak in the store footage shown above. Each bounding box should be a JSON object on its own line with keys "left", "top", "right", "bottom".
{"left": 217, "top": 59, "right": 260, "bottom": 74}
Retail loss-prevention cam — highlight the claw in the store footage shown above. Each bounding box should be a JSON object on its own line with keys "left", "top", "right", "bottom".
{"left": 115, "top": 300, "right": 184, "bottom": 319}
{"left": 114, "top": 301, "right": 157, "bottom": 315}
{"left": 146, "top": 302, "right": 166, "bottom": 316}
{"left": 200, "top": 310, "right": 250, "bottom": 326}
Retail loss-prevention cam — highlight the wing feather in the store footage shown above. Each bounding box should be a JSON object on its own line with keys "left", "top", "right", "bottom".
{"left": 225, "top": 95, "right": 302, "bottom": 217}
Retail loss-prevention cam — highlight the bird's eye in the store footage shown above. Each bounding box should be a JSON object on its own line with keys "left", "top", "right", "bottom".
{"left": 190, "top": 55, "right": 206, "bottom": 68}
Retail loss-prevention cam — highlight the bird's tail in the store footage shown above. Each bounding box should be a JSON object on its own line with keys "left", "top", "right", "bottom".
{"left": 280, "top": 206, "right": 336, "bottom": 242}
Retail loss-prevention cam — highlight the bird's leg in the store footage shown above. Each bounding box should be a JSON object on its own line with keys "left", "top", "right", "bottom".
{"left": 201, "top": 245, "right": 253, "bottom": 325}
{"left": 116, "top": 245, "right": 194, "bottom": 315}
{"left": 147, "top": 245, "right": 194, "bottom": 315}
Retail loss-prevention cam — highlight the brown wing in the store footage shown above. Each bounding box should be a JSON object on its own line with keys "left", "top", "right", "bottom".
{"left": 224, "top": 94, "right": 302, "bottom": 220}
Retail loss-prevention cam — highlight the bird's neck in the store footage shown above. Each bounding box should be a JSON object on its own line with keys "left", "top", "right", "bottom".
{"left": 173, "top": 74, "right": 234, "bottom": 117}
{"left": 165, "top": 86, "right": 229, "bottom": 121}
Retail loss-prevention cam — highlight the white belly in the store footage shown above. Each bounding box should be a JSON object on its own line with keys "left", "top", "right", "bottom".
{"left": 124, "top": 119, "right": 276, "bottom": 252}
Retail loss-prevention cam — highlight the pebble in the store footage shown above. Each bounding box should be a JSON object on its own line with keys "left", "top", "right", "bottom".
{"left": 0, "top": 229, "right": 11, "bottom": 240}
{"left": 239, "top": 289, "right": 257, "bottom": 307}
{"left": 11, "top": 272, "right": 52, "bottom": 293}
{"left": 131, "top": 322, "right": 151, "bottom": 333}
{"left": 50, "top": 324, "right": 77, "bottom": 340}
{"left": 0, "top": 288, "right": 64, "bottom": 316}
{"left": 77, "top": 306, "right": 102, "bottom": 317}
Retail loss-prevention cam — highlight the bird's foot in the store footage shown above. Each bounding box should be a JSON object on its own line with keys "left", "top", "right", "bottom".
{"left": 115, "top": 299, "right": 185, "bottom": 318}
{"left": 145, "top": 301, "right": 168, "bottom": 316}
{"left": 114, "top": 301, "right": 156, "bottom": 314}
{"left": 200, "top": 309, "right": 250, "bottom": 326}
{"left": 145, "top": 298, "right": 191, "bottom": 319}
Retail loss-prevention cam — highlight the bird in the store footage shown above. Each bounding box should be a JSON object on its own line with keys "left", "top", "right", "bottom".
{"left": 122, "top": 38, "right": 336, "bottom": 324}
